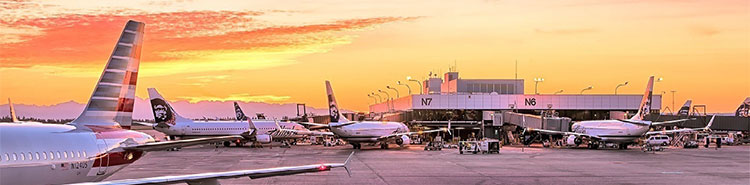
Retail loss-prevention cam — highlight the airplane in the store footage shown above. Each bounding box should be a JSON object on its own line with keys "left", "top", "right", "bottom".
{"left": 736, "top": 97, "right": 749, "bottom": 117}
{"left": 0, "top": 20, "right": 351, "bottom": 185}
{"left": 144, "top": 88, "right": 321, "bottom": 147}
{"left": 523, "top": 76, "right": 691, "bottom": 150}
{"left": 677, "top": 100, "right": 692, "bottom": 116}
{"left": 299, "top": 81, "right": 449, "bottom": 149}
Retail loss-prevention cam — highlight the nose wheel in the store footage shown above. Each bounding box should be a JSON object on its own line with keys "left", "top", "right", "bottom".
{"left": 379, "top": 143, "right": 389, "bottom": 149}
{"left": 351, "top": 143, "right": 361, "bottom": 149}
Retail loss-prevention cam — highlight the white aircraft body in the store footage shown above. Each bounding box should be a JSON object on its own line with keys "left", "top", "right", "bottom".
{"left": 0, "top": 20, "right": 350, "bottom": 185}
{"left": 301, "top": 81, "right": 448, "bottom": 149}
{"left": 526, "top": 76, "right": 692, "bottom": 149}
{"left": 146, "top": 88, "right": 321, "bottom": 146}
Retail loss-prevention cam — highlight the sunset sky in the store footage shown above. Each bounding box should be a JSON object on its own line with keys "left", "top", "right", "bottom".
{"left": 0, "top": 0, "right": 748, "bottom": 113}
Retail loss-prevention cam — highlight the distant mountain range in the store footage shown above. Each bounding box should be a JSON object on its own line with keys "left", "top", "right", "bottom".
{"left": 1, "top": 98, "right": 338, "bottom": 120}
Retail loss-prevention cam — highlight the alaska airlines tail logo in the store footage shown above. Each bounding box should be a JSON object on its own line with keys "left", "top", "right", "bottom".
{"left": 234, "top": 102, "right": 247, "bottom": 120}
{"left": 640, "top": 91, "right": 652, "bottom": 119}
{"left": 328, "top": 95, "right": 340, "bottom": 122}
{"left": 150, "top": 99, "right": 175, "bottom": 126}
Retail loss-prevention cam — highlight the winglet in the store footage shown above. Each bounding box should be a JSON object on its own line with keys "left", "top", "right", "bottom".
{"left": 8, "top": 98, "right": 19, "bottom": 123}
{"left": 705, "top": 115, "right": 715, "bottom": 130}
{"left": 446, "top": 120, "right": 452, "bottom": 135}
{"left": 343, "top": 151, "right": 354, "bottom": 177}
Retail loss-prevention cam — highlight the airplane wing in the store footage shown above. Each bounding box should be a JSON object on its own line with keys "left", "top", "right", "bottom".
{"left": 120, "top": 135, "right": 243, "bottom": 152}
{"left": 70, "top": 152, "right": 354, "bottom": 185}
{"left": 649, "top": 118, "right": 693, "bottom": 126}
{"left": 646, "top": 115, "right": 714, "bottom": 135}
{"left": 297, "top": 122, "right": 330, "bottom": 127}
{"left": 377, "top": 128, "right": 447, "bottom": 141}
{"left": 132, "top": 122, "right": 155, "bottom": 127}
{"left": 273, "top": 120, "right": 335, "bottom": 136}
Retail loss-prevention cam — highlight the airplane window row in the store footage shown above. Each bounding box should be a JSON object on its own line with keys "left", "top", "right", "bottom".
{"left": 1, "top": 151, "right": 87, "bottom": 163}
{"left": 193, "top": 128, "right": 245, "bottom": 131}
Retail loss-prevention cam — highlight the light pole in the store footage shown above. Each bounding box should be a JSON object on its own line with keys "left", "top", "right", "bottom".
{"left": 534, "top": 78, "right": 544, "bottom": 95}
{"left": 386, "top": 85, "right": 400, "bottom": 98}
{"left": 371, "top": 92, "right": 382, "bottom": 102}
{"left": 367, "top": 94, "right": 378, "bottom": 103}
{"left": 407, "top": 76, "right": 423, "bottom": 95}
{"left": 553, "top": 90, "right": 563, "bottom": 95}
{"left": 580, "top": 86, "right": 593, "bottom": 94}
{"left": 670, "top": 90, "right": 676, "bottom": 114}
{"left": 397, "top": 81, "right": 412, "bottom": 95}
{"left": 378, "top": 90, "right": 391, "bottom": 112}
{"left": 614, "top": 81, "right": 628, "bottom": 95}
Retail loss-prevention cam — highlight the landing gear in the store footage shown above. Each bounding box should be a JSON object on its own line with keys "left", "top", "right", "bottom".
{"left": 235, "top": 141, "right": 244, "bottom": 147}
{"left": 223, "top": 141, "right": 231, "bottom": 147}
{"left": 351, "top": 143, "right": 361, "bottom": 149}
{"left": 379, "top": 143, "right": 389, "bottom": 149}
{"left": 587, "top": 142, "right": 599, "bottom": 149}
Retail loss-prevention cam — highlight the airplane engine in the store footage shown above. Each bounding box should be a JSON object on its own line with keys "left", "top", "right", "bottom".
{"left": 255, "top": 134, "right": 272, "bottom": 143}
{"left": 566, "top": 135, "right": 582, "bottom": 146}
{"left": 396, "top": 135, "right": 411, "bottom": 145}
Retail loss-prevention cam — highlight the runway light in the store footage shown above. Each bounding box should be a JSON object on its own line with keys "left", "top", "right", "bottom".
{"left": 318, "top": 165, "right": 328, "bottom": 171}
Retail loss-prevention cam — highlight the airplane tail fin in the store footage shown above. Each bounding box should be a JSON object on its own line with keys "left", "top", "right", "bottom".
{"left": 70, "top": 20, "right": 145, "bottom": 129}
{"left": 736, "top": 97, "right": 750, "bottom": 117}
{"left": 325, "top": 81, "right": 350, "bottom": 123}
{"left": 677, "top": 100, "right": 692, "bottom": 116}
{"left": 629, "top": 76, "right": 654, "bottom": 121}
{"left": 147, "top": 88, "right": 191, "bottom": 126}
{"left": 8, "top": 98, "right": 19, "bottom": 122}
{"left": 234, "top": 102, "right": 247, "bottom": 121}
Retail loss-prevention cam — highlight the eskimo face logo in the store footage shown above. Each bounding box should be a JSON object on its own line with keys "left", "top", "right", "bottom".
{"left": 150, "top": 99, "right": 175, "bottom": 126}
{"left": 154, "top": 104, "right": 168, "bottom": 120}
{"left": 640, "top": 93, "right": 652, "bottom": 118}
{"left": 329, "top": 104, "right": 340, "bottom": 122}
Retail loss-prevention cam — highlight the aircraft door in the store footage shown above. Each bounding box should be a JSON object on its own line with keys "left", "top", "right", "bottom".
{"left": 95, "top": 139, "right": 109, "bottom": 175}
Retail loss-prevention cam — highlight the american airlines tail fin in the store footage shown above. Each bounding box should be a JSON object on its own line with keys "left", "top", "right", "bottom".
{"left": 147, "top": 88, "right": 192, "bottom": 126}
{"left": 326, "top": 81, "right": 350, "bottom": 123}
{"left": 70, "top": 20, "right": 145, "bottom": 129}
{"left": 629, "top": 76, "right": 654, "bottom": 121}
{"left": 8, "top": 98, "right": 19, "bottom": 122}
{"left": 677, "top": 100, "right": 692, "bottom": 116}
{"left": 234, "top": 102, "right": 248, "bottom": 121}
{"left": 736, "top": 97, "right": 750, "bottom": 117}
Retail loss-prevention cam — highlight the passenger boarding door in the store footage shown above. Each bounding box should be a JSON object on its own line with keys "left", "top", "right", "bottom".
{"left": 95, "top": 139, "right": 109, "bottom": 175}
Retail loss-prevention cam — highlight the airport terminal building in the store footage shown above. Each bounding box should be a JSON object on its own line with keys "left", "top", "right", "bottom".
{"left": 368, "top": 71, "right": 662, "bottom": 140}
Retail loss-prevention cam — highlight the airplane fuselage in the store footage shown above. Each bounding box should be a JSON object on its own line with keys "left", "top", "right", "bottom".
{"left": 0, "top": 123, "right": 154, "bottom": 184}
{"left": 154, "top": 120, "right": 309, "bottom": 140}
{"left": 330, "top": 121, "right": 409, "bottom": 143}
{"left": 572, "top": 120, "right": 651, "bottom": 143}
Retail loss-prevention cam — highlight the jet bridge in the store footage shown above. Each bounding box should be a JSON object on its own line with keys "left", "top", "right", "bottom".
{"left": 502, "top": 112, "right": 572, "bottom": 132}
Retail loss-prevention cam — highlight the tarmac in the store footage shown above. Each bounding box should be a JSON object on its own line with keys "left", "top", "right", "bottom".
{"left": 106, "top": 138, "right": 750, "bottom": 185}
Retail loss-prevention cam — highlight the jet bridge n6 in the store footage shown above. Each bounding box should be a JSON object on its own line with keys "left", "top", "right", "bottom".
{"left": 502, "top": 112, "right": 571, "bottom": 132}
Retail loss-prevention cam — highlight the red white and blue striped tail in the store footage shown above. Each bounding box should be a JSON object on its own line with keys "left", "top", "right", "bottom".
{"left": 71, "top": 20, "right": 145, "bottom": 129}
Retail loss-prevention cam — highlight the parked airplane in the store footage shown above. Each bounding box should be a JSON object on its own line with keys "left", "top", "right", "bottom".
{"left": 0, "top": 20, "right": 351, "bottom": 185}
{"left": 300, "top": 81, "right": 449, "bottom": 149}
{"left": 736, "top": 97, "right": 749, "bottom": 117}
{"left": 144, "top": 88, "right": 318, "bottom": 146}
{"left": 677, "top": 100, "right": 692, "bottom": 116}
{"left": 524, "top": 76, "right": 690, "bottom": 149}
